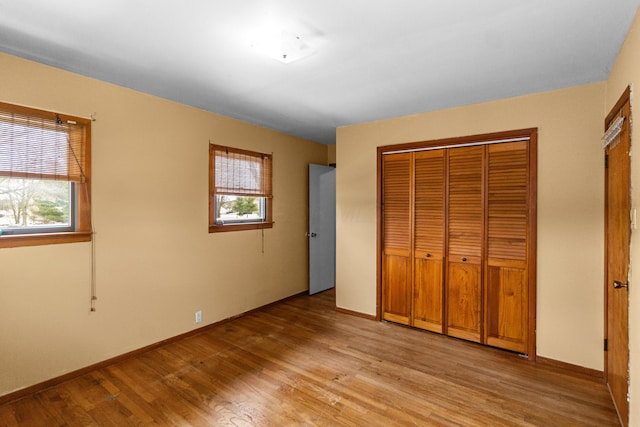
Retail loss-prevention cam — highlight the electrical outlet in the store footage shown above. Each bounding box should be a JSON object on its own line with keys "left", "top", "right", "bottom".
{"left": 195, "top": 310, "right": 202, "bottom": 323}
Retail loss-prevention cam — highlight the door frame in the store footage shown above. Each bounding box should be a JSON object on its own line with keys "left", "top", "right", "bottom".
{"left": 376, "top": 128, "right": 537, "bottom": 359}
{"left": 603, "top": 86, "right": 631, "bottom": 425}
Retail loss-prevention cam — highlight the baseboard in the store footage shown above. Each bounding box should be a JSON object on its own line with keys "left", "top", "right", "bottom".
{"left": 536, "top": 356, "right": 604, "bottom": 379}
{"left": 0, "top": 290, "right": 307, "bottom": 406}
{"left": 335, "top": 306, "right": 377, "bottom": 321}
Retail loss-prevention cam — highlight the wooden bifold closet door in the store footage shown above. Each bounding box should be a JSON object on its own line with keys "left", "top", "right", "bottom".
{"left": 485, "top": 142, "right": 530, "bottom": 352}
{"left": 381, "top": 152, "right": 412, "bottom": 325}
{"left": 447, "top": 146, "right": 484, "bottom": 343}
{"left": 413, "top": 150, "right": 445, "bottom": 333}
{"left": 380, "top": 132, "right": 536, "bottom": 357}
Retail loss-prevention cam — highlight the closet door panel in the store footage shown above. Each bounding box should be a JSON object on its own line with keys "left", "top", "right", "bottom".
{"left": 485, "top": 142, "right": 529, "bottom": 353}
{"left": 487, "top": 142, "right": 528, "bottom": 261}
{"left": 447, "top": 146, "right": 484, "bottom": 342}
{"left": 486, "top": 261, "right": 527, "bottom": 352}
{"left": 447, "top": 261, "right": 482, "bottom": 342}
{"left": 383, "top": 251, "right": 411, "bottom": 324}
{"left": 413, "top": 256, "right": 443, "bottom": 331}
{"left": 382, "top": 153, "right": 412, "bottom": 325}
{"left": 413, "top": 150, "right": 445, "bottom": 332}
{"left": 448, "top": 146, "right": 483, "bottom": 260}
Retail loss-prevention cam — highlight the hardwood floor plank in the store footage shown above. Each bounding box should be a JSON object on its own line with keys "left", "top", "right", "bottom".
{"left": 0, "top": 289, "right": 618, "bottom": 426}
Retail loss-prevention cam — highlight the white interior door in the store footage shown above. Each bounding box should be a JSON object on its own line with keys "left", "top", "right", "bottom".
{"left": 309, "top": 164, "right": 336, "bottom": 295}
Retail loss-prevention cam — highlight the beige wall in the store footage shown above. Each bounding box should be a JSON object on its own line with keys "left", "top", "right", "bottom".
{"left": 606, "top": 8, "right": 640, "bottom": 426}
{"left": 0, "top": 53, "right": 327, "bottom": 397}
{"left": 336, "top": 82, "right": 607, "bottom": 370}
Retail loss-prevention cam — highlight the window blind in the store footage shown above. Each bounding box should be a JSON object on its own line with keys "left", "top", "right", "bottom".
{"left": 212, "top": 145, "right": 272, "bottom": 198}
{"left": 0, "top": 105, "right": 87, "bottom": 182}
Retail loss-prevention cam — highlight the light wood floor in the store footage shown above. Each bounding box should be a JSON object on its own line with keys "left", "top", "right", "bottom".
{"left": 0, "top": 289, "right": 619, "bottom": 426}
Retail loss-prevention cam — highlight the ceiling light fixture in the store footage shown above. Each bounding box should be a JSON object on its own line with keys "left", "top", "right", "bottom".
{"left": 249, "top": 21, "right": 318, "bottom": 64}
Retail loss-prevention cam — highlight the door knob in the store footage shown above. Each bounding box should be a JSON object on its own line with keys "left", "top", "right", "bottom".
{"left": 613, "top": 280, "right": 628, "bottom": 289}
{"left": 309, "top": 232, "right": 317, "bottom": 238}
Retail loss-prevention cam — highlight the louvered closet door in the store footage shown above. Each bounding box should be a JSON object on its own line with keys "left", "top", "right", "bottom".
{"left": 447, "top": 146, "right": 484, "bottom": 342}
{"left": 382, "top": 153, "right": 412, "bottom": 325}
{"left": 485, "top": 142, "right": 529, "bottom": 353}
{"left": 413, "top": 150, "right": 445, "bottom": 332}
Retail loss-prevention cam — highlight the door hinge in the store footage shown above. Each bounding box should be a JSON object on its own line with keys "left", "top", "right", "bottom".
{"left": 604, "top": 338, "right": 608, "bottom": 351}
{"left": 605, "top": 154, "right": 609, "bottom": 169}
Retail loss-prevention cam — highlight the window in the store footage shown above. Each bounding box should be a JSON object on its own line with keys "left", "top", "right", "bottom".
{"left": 0, "top": 102, "right": 91, "bottom": 248}
{"left": 209, "top": 144, "right": 272, "bottom": 232}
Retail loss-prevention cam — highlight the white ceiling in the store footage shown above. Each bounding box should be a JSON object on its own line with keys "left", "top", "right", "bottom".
{"left": 0, "top": 1, "right": 638, "bottom": 145}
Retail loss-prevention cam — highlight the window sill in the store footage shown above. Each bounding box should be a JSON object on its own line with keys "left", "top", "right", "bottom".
{"left": 0, "top": 231, "right": 92, "bottom": 249}
{"left": 209, "top": 222, "right": 273, "bottom": 233}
